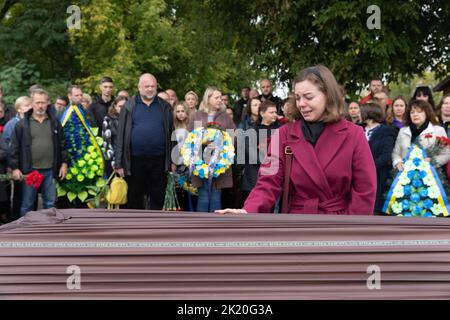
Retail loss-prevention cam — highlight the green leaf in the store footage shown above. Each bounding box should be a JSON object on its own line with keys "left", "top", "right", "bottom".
{"left": 57, "top": 186, "right": 67, "bottom": 197}
{"left": 67, "top": 192, "right": 77, "bottom": 202}
{"left": 88, "top": 189, "right": 98, "bottom": 196}
{"left": 96, "top": 179, "right": 106, "bottom": 188}
{"left": 91, "top": 127, "right": 99, "bottom": 136}
{"left": 78, "top": 191, "right": 88, "bottom": 202}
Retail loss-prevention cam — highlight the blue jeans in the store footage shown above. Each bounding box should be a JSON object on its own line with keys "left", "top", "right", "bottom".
{"left": 196, "top": 182, "right": 221, "bottom": 212}
{"left": 20, "top": 169, "right": 56, "bottom": 217}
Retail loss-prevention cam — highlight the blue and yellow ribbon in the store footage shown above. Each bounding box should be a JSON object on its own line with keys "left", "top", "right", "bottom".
{"left": 61, "top": 105, "right": 104, "bottom": 162}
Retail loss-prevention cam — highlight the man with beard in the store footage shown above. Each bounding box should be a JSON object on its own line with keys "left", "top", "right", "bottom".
{"left": 10, "top": 89, "right": 67, "bottom": 217}
{"left": 359, "top": 77, "right": 392, "bottom": 106}
{"left": 51, "top": 96, "right": 69, "bottom": 120}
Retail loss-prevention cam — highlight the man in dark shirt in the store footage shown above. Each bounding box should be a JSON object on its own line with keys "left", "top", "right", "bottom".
{"left": 258, "top": 79, "right": 282, "bottom": 115}
{"left": 115, "top": 73, "right": 174, "bottom": 210}
{"left": 50, "top": 95, "right": 69, "bottom": 120}
{"left": 89, "top": 77, "right": 115, "bottom": 129}
{"left": 233, "top": 86, "right": 249, "bottom": 124}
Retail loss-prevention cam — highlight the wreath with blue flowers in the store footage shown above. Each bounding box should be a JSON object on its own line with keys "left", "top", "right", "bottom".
{"left": 181, "top": 123, "right": 235, "bottom": 180}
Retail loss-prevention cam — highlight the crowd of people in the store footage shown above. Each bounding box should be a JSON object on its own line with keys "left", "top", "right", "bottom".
{"left": 1, "top": 67, "right": 450, "bottom": 223}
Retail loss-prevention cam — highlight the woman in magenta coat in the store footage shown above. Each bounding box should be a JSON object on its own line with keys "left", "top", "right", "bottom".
{"left": 217, "top": 65, "right": 377, "bottom": 214}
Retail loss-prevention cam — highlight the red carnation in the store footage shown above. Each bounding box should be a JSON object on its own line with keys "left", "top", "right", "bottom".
{"left": 25, "top": 170, "right": 44, "bottom": 189}
{"left": 424, "top": 134, "right": 433, "bottom": 139}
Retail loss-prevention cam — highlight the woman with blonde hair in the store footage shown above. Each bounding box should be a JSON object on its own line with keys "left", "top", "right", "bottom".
{"left": 188, "top": 87, "right": 236, "bottom": 212}
{"left": 3, "top": 96, "right": 32, "bottom": 145}
{"left": 81, "top": 93, "right": 92, "bottom": 110}
{"left": 173, "top": 101, "right": 191, "bottom": 129}
{"left": 184, "top": 91, "right": 199, "bottom": 114}
{"left": 173, "top": 101, "right": 193, "bottom": 210}
{"left": 173, "top": 101, "right": 191, "bottom": 165}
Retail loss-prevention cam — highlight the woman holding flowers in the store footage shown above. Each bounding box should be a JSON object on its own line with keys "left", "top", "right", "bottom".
{"left": 383, "top": 100, "right": 450, "bottom": 217}
{"left": 217, "top": 65, "right": 377, "bottom": 214}
{"left": 392, "top": 100, "right": 450, "bottom": 172}
{"left": 187, "top": 87, "right": 236, "bottom": 212}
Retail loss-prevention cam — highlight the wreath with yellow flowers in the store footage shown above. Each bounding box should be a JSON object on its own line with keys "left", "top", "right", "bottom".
{"left": 181, "top": 123, "right": 234, "bottom": 180}
{"left": 57, "top": 105, "right": 105, "bottom": 204}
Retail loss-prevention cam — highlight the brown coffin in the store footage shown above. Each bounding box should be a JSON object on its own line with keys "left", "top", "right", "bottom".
{"left": 1, "top": 209, "right": 450, "bottom": 299}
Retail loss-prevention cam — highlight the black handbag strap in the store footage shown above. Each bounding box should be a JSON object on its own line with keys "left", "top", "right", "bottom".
{"left": 281, "top": 145, "right": 293, "bottom": 213}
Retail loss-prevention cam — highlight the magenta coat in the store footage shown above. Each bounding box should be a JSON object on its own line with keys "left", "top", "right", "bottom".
{"left": 243, "top": 119, "right": 377, "bottom": 215}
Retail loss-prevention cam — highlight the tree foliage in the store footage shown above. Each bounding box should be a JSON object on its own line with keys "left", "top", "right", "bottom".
{"left": 0, "top": 59, "right": 39, "bottom": 104}
{"left": 71, "top": 0, "right": 262, "bottom": 97}
{"left": 69, "top": 0, "right": 192, "bottom": 95}
{"left": 239, "top": 0, "right": 450, "bottom": 93}
{"left": 0, "top": 0, "right": 449, "bottom": 101}
{"left": 167, "top": 0, "right": 263, "bottom": 95}
{"left": 0, "top": 0, "right": 80, "bottom": 100}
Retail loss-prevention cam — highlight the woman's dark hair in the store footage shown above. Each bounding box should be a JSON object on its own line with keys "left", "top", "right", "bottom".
{"left": 412, "top": 86, "right": 435, "bottom": 109}
{"left": 292, "top": 65, "right": 344, "bottom": 123}
{"left": 405, "top": 99, "right": 439, "bottom": 126}
{"left": 246, "top": 97, "right": 261, "bottom": 118}
{"left": 360, "top": 103, "right": 384, "bottom": 124}
{"left": 108, "top": 96, "right": 128, "bottom": 117}
{"left": 344, "top": 101, "right": 360, "bottom": 122}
